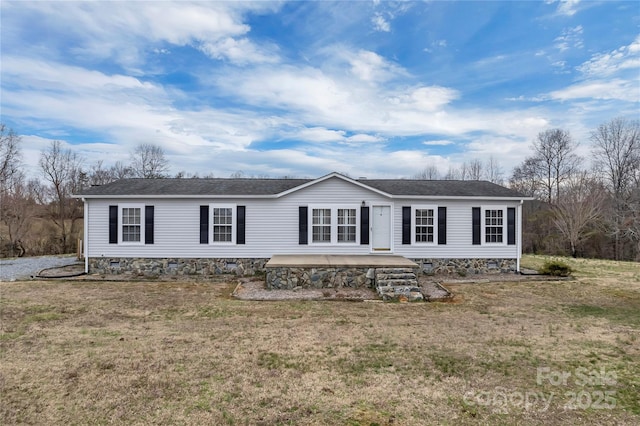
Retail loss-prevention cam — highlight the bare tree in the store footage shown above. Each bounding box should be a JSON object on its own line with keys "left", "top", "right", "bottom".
{"left": 444, "top": 165, "right": 461, "bottom": 180}
{"left": 509, "top": 157, "right": 541, "bottom": 197}
{"left": 414, "top": 164, "right": 440, "bottom": 180}
{"left": 591, "top": 117, "right": 640, "bottom": 259}
{"left": 130, "top": 143, "right": 169, "bottom": 178}
{"left": 531, "top": 129, "right": 582, "bottom": 204}
{"left": 0, "top": 124, "right": 22, "bottom": 193}
{"left": 39, "top": 140, "right": 84, "bottom": 253}
{"left": 0, "top": 171, "right": 36, "bottom": 256}
{"left": 485, "top": 155, "right": 504, "bottom": 184}
{"left": 466, "top": 159, "right": 483, "bottom": 180}
{"left": 552, "top": 171, "right": 606, "bottom": 258}
{"left": 110, "top": 160, "right": 134, "bottom": 180}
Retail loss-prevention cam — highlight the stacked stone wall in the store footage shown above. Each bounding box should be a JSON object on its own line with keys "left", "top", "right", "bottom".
{"left": 411, "top": 258, "right": 517, "bottom": 275}
{"left": 88, "top": 257, "right": 268, "bottom": 277}
{"left": 266, "top": 267, "right": 375, "bottom": 289}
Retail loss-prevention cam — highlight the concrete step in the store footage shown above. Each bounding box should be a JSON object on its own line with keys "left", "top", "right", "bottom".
{"left": 376, "top": 267, "right": 416, "bottom": 274}
{"left": 377, "top": 278, "right": 419, "bottom": 287}
{"left": 376, "top": 285, "right": 424, "bottom": 302}
{"left": 376, "top": 272, "right": 417, "bottom": 281}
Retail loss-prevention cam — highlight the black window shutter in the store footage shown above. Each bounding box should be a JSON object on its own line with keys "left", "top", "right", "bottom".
{"left": 438, "top": 207, "right": 447, "bottom": 245}
{"left": 109, "top": 205, "right": 118, "bottom": 244}
{"left": 145, "top": 206, "right": 154, "bottom": 244}
{"left": 472, "top": 207, "right": 481, "bottom": 245}
{"left": 402, "top": 206, "right": 411, "bottom": 245}
{"left": 237, "top": 206, "right": 246, "bottom": 245}
{"left": 360, "top": 206, "right": 369, "bottom": 245}
{"left": 200, "top": 205, "right": 209, "bottom": 244}
{"left": 507, "top": 207, "right": 516, "bottom": 245}
{"left": 299, "top": 206, "right": 308, "bottom": 245}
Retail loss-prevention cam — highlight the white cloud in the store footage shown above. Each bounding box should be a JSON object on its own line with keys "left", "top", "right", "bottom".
{"left": 577, "top": 35, "right": 640, "bottom": 77}
{"left": 549, "top": 79, "right": 639, "bottom": 102}
{"left": 2, "top": 1, "right": 277, "bottom": 68}
{"left": 372, "top": 13, "right": 390, "bottom": 32}
{"left": 554, "top": 25, "right": 583, "bottom": 52}
{"left": 546, "top": 35, "right": 640, "bottom": 103}
{"left": 424, "top": 40, "right": 447, "bottom": 53}
{"left": 422, "top": 140, "right": 455, "bottom": 146}
{"left": 199, "top": 37, "right": 280, "bottom": 65}
{"left": 545, "top": 0, "right": 581, "bottom": 17}
{"left": 348, "top": 50, "right": 407, "bottom": 82}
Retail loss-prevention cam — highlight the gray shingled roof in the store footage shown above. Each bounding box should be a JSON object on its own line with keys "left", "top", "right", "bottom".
{"left": 358, "top": 179, "right": 523, "bottom": 197}
{"left": 77, "top": 178, "right": 311, "bottom": 196}
{"left": 76, "top": 175, "right": 525, "bottom": 198}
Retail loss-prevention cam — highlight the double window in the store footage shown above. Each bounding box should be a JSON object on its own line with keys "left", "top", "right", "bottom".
{"left": 309, "top": 206, "right": 358, "bottom": 244}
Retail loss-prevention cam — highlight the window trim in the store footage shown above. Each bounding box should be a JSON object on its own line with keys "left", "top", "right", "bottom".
{"left": 308, "top": 204, "right": 360, "bottom": 245}
{"left": 411, "top": 205, "right": 438, "bottom": 245}
{"left": 210, "top": 203, "right": 236, "bottom": 245}
{"left": 481, "top": 206, "right": 507, "bottom": 245}
{"left": 118, "top": 203, "right": 145, "bottom": 245}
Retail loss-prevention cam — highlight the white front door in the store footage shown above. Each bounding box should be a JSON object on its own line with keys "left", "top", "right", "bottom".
{"left": 371, "top": 205, "right": 392, "bottom": 251}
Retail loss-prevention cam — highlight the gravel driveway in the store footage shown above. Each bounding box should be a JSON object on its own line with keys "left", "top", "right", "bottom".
{"left": 0, "top": 255, "right": 81, "bottom": 281}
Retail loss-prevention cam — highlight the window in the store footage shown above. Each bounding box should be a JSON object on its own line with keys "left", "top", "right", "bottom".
{"left": 213, "top": 207, "right": 233, "bottom": 242}
{"left": 312, "top": 208, "right": 331, "bottom": 243}
{"left": 117, "top": 205, "right": 146, "bottom": 244}
{"left": 308, "top": 205, "right": 359, "bottom": 244}
{"left": 409, "top": 205, "right": 438, "bottom": 244}
{"left": 337, "top": 208, "right": 356, "bottom": 243}
{"left": 415, "top": 208, "right": 434, "bottom": 243}
{"left": 122, "top": 207, "right": 141, "bottom": 242}
{"left": 485, "top": 209, "right": 503, "bottom": 243}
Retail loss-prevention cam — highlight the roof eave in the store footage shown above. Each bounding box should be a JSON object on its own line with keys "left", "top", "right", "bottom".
{"left": 74, "top": 194, "right": 279, "bottom": 199}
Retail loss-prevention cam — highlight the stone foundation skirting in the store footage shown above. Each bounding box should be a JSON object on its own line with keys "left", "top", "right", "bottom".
{"left": 88, "top": 256, "right": 517, "bottom": 282}
{"left": 411, "top": 258, "right": 517, "bottom": 275}
{"left": 88, "top": 257, "right": 269, "bottom": 277}
{"left": 266, "top": 267, "right": 375, "bottom": 290}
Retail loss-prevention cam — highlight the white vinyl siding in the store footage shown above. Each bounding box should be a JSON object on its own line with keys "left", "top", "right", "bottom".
{"left": 84, "top": 176, "right": 521, "bottom": 259}
{"left": 394, "top": 201, "right": 518, "bottom": 259}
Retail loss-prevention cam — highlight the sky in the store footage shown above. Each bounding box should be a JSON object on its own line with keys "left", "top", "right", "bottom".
{"left": 1, "top": 0, "right": 639, "bottom": 180}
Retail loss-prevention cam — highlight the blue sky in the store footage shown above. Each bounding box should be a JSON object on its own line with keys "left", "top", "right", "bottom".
{"left": 1, "top": 0, "right": 638, "bottom": 179}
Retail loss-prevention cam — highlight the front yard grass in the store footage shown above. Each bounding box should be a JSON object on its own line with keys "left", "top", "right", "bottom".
{"left": 1, "top": 255, "right": 639, "bottom": 425}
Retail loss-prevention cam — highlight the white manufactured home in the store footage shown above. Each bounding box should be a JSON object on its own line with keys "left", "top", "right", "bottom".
{"left": 76, "top": 172, "right": 527, "bottom": 279}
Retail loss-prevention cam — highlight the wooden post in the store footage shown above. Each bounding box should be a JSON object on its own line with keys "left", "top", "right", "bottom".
{"left": 77, "top": 238, "right": 83, "bottom": 260}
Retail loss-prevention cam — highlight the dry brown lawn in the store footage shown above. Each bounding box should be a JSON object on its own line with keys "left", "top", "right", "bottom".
{"left": 1, "top": 255, "right": 639, "bottom": 425}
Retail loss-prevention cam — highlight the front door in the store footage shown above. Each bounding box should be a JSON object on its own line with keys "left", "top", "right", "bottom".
{"left": 371, "top": 205, "right": 392, "bottom": 251}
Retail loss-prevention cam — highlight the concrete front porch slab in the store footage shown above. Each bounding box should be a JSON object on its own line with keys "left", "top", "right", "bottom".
{"left": 266, "top": 254, "right": 418, "bottom": 268}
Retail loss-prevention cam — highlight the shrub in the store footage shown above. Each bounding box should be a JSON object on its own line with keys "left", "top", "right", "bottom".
{"left": 539, "top": 260, "right": 573, "bottom": 277}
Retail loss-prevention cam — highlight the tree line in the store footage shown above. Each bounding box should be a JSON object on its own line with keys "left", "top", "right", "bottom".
{"left": 1, "top": 117, "right": 639, "bottom": 260}
{"left": 0, "top": 134, "right": 175, "bottom": 256}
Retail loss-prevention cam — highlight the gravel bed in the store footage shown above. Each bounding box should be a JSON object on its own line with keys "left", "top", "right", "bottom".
{"left": 0, "top": 255, "right": 81, "bottom": 281}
